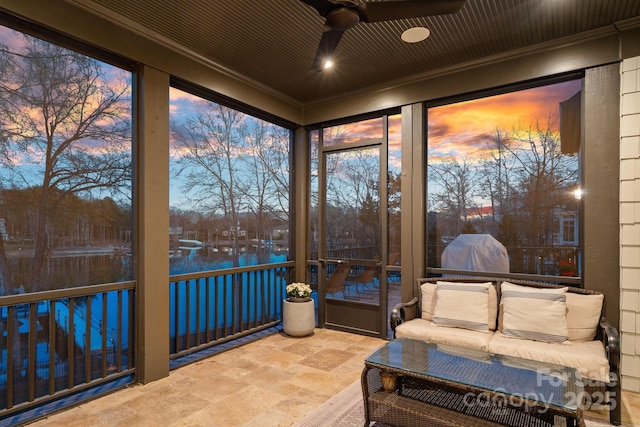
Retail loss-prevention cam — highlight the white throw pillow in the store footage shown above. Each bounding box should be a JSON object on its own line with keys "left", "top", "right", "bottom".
{"left": 498, "top": 282, "right": 567, "bottom": 330}
{"left": 432, "top": 281, "right": 491, "bottom": 332}
{"left": 501, "top": 282, "right": 569, "bottom": 343}
{"left": 565, "top": 292, "right": 604, "bottom": 342}
{"left": 422, "top": 280, "right": 497, "bottom": 329}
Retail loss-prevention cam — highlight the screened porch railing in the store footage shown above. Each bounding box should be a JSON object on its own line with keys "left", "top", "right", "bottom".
{"left": 0, "top": 281, "right": 136, "bottom": 418}
{"left": 168, "top": 261, "right": 295, "bottom": 361}
{"left": 1, "top": 261, "right": 295, "bottom": 420}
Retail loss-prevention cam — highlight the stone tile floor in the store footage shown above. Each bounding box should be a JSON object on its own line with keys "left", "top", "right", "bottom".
{"left": 26, "top": 328, "right": 640, "bottom": 426}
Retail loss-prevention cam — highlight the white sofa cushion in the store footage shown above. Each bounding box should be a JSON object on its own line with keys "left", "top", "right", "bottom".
{"left": 420, "top": 282, "right": 437, "bottom": 320}
{"left": 566, "top": 292, "right": 604, "bottom": 342}
{"left": 433, "top": 281, "right": 491, "bottom": 332}
{"left": 421, "top": 281, "right": 498, "bottom": 330}
{"left": 488, "top": 332, "right": 610, "bottom": 383}
{"left": 395, "top": 318, "right": 493, "bottom": 352}
{"left": 500, "top": 282, "right": 569, "bottom": 343}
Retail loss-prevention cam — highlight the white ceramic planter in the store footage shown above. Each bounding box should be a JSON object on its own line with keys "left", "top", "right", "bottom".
{"left": 283, "top": 299, "right": 315, "bottom": 337}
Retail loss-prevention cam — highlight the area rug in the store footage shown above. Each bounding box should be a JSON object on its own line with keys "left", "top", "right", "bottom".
{"left": 292, "top": 380, "right": 630, "bottom": 427}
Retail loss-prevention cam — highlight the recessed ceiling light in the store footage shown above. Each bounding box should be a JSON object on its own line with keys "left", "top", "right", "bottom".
{"left": 401, "top": 27, "right": 431, "bottom": 43}
{"left": 323, "top": 59, "right": 334, "bottom": 69}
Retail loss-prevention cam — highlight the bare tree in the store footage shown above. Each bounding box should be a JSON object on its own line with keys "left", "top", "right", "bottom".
{"left": 348, "top": 149, "right": 380, "bottom": 249}
{"left": 241, "top": 120, "right": 290, "bottom": 248}
{"left": 325, "top": 148, "right": 380, "bottom": 250}
{"left": 428, "top": 156, "right": 479, "bottom": 236}
{"left": 388, "top": 171, "right": 401, "bottom": 251}
{"left": 0, "top": 35, "right": 131, "bottom": 294}
{"left": 172, "top": 104, "right": 251, "bottom": 266}
{"left": 263, "top": 125, "right": 291, "bottom": 217}
{"left": 506, "top": 114, "right": 578, "bottom": 245}
{"left": 478, "top": 129, "right": 516, "bottom": 221}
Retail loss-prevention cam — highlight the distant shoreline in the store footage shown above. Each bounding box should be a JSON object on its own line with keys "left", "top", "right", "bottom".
{"left": 5, "top": 245, "right": 131, "bottom": 258}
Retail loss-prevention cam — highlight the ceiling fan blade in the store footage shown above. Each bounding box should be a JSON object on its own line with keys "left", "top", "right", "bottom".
{"left": 358, "top": 0, "right": 466, "bottom": 23}
{"left": 311, "top": 28, "right": 346, "bottom": 71}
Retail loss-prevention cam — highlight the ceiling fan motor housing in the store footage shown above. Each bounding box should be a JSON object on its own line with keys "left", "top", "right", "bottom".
{"left": 325, "top": 7, "right": 360, "bottom": 30}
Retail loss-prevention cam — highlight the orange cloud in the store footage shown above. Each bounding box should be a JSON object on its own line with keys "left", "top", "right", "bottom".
{"left": 428, "top": 80, "right": 581, "bottom": 159}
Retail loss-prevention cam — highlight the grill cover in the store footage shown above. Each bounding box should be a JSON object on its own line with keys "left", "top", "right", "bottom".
{"left": 441, "top": 234, "right": 509, "bottom": 273}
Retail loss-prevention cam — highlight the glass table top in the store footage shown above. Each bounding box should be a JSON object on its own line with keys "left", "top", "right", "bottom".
{"left": 365, "top": 338, "right": 584, "bottom": 411}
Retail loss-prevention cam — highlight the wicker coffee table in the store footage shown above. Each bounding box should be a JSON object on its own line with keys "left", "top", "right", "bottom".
{"left": 362, "top": 338, "right": 585, "bottom": 427}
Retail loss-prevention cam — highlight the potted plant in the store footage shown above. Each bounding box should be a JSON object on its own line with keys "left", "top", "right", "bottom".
{"left": 286, "top": 282, "right": 312, "bottom": 302}
{"left": 283, "top": 282, "right": 315, "bottom": 336}
{"left": 559, "top": 258, "right": 577, "bottom": 277}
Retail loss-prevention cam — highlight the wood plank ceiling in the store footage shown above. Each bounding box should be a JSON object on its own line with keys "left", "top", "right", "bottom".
{"left": 69, "top": 0, "right": 640, "bottom": 105}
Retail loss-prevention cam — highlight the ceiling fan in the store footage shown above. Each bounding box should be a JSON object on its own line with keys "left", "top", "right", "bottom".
{"left": 301, "top": 0, "right": 467, "bottom": 71}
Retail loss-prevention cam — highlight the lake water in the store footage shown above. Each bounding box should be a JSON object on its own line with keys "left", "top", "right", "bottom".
{"left": 5, "top": 248, "right": 287, "bottom": 292}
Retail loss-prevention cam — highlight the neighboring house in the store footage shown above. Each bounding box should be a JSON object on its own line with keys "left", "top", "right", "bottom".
{"left": 556, "top": 210, "right": 579, "bottom": 246}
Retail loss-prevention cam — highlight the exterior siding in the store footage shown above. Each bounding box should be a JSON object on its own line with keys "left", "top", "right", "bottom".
{"left": 620, "top": 56, "right": 640, "bottom": 392}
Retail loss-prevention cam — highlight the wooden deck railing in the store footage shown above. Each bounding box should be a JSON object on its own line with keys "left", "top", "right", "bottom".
{"left": 0, "top": 282, "right": 136, "bottom": 417}
{"left": 0, "top": 261, "right": 295, "bottom": 421}
{"left": 168, "top": 261, "right": 295, "bottom": 361}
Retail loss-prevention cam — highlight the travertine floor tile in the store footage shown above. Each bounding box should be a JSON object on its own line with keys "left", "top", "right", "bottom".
{"left": 25, "top": 329, "right": 640, "bottom": 426}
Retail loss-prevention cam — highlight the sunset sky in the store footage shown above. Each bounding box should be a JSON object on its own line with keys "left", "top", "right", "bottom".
{"left": 427, "top": 79, "right": 582, "bottom": 161}
{"left": 312, "top": 79, "right": 581, "bottom": 180}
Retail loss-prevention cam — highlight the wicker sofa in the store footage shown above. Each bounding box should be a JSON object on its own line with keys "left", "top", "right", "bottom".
{"left": 390, "top": 276, "right": 621, "bottom": 426}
